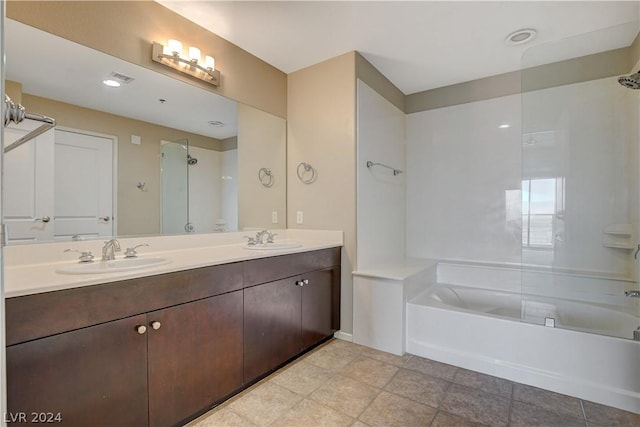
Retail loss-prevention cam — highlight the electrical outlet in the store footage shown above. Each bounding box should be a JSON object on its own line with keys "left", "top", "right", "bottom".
{"left": 296, "top": 210, "right": 304, "bottom": 224}
{"left": 272, "top": 211, "right": 278, "bottom": 224}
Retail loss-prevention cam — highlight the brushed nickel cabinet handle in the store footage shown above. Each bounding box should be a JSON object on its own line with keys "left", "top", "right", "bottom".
{"left": 136, "top": 325, "right": 147, "bottom": 335}
{"left": 150, "top": 321, "right": 161, "bottom": 330}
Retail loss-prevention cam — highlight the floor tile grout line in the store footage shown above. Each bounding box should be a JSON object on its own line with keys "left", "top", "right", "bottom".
{"left": 381, "top": 367, "right": 450, "bottom": 412}
{"left": 507, "top": 379, "right": 515, "bottom": 427}
{"left": 579, "top": 400, "right": 588, "bottom": 427}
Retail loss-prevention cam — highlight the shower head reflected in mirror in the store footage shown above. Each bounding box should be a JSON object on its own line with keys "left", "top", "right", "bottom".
{"left": 618, "top": 71, "right": 640, "bottom": 89}
{"left": 187, "top": 154, "right": 198, "bottom": 165}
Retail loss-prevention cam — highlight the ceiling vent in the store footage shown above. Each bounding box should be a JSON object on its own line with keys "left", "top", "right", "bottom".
{"left": 108, "top": 72, "right": 135, "bottom": 84}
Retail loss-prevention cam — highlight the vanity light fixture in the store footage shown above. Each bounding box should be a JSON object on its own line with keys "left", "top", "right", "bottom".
{"left": 152, "top": 40, "right": 220, "bottom": 87}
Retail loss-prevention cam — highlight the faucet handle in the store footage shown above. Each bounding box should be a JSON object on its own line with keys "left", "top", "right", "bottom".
{"left": 266, "top": 232, "right": 278, "bottom": 243}
{"left": 124, "top": 243, "right": 148, "bottom": 258}
{"left": 64, "top": 248, "right": 94, "bottom": 263}
{"left": 244, "top": 236, "right": 257, "bottom": 246}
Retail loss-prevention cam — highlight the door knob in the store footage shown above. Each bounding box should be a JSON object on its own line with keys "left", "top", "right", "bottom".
{"left": 136, "top": 325, "right": 147, "bottom": 335}
{"left": 150, "top": 321, "right": 161, "bottom": 330}
{"left": 35, "top": 215, "right": 50, "bottom": 223}
{"left": 99, "top": 216, "right": 110, "bottom": 222}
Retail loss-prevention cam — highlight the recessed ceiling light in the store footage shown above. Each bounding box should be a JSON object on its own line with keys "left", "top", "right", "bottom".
{"left": 505, "top": 29, "right": 537, "bottom": 46}
{"left": 102, "top": 79, "right": 121, "bottom": 87}
{"left": 499, "top": 123, "right": 510, "bottom": 129}
{"left": 208, "top": 120, "right": 224, "bottom": 127}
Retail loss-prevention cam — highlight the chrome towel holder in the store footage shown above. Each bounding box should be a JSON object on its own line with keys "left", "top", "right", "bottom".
{"left": 366, "top": 160, "right": 403, "bottom": 176}
{"left": 297, "top": 162, "right": 317, "bottom": 184}
{"left": 258, "top": 167, "right": 274, "bottom": 187}
{"left": 3, "top": 95, "right": 56, "bottom": 153}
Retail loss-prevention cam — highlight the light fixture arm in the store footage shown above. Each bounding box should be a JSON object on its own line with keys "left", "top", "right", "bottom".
{"left": 152, "top": 42, "right": 220, "bottom": 87}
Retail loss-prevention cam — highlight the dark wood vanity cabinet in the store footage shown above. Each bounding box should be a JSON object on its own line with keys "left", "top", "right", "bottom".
{"left": 243, "top": 249, "right": 341, "bottom": 383}
{"left": 6, "top": 314, "right": 149, "bottom": 427}
{"left": 5, "top": 247, "right": 341, "bottom": 427}
{"left": 147, "top": 291, "right": 243, "bottom": 427}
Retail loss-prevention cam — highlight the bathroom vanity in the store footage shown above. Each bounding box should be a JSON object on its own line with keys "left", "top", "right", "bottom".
{"left": 4, "top": 234, "right": 341, "bottom": 427}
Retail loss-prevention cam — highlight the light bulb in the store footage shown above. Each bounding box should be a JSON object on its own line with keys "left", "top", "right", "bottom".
{"left": 204, "top": 55, "right": 215, "bottom": 71}
{"left": 167, "top": 39, "right": 182, "bottom": 56}
{"left": 188, "top": 47, "right": 201, "bottom": 63}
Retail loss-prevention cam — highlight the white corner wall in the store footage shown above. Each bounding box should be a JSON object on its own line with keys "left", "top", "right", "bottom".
{"left": 406, "top": 94, "right": 523, "bottom": 265}
{"left": 406, "top": 76, "right": 638, "bottom": 278}
{"left": 356, "top": 80, "right": 406, "bottom": 268}
{"left": 220, "top": 149, "right": 238, "bottom": 231}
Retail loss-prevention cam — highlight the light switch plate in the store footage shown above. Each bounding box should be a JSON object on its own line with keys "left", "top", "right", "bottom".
{"left": 296, "top": 211, "right": 303, "bottom": 224}
{"left": 272, "top": 211, "right": 278, "bottom": 224}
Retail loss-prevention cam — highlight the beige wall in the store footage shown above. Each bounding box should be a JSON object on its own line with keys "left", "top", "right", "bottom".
{"left": 7, "top": 0, "right": 287, "bottom": 118}
{"left": 237, "top": 104, "right": 287, "bottom": 230}
{"left": 287, "top": 52, "right": 357, "bottom": 334}
{"left": 5, "top": 80, "right": 21, "bottom": 105}
{"left": 20, "top": 91, "right": 222, "bottom": 236}
{"left": 355, "top": 53, "right": 405, "bottom": 112}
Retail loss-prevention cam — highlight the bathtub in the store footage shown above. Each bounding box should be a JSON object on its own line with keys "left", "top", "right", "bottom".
{"left": 406, "top": 261, "right": 640, "bottom": 414}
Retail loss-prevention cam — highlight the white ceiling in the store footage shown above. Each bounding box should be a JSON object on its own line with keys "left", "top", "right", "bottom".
{"left": 157, "top": 0, "right": 640, "bottom": 94}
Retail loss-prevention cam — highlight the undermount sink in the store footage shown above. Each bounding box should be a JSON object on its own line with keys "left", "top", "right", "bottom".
{"left": 56, "top": 257, "right": 171, "bottom": 275}
{"left": 244, "top": 241, "right": 302, "bottom": 251}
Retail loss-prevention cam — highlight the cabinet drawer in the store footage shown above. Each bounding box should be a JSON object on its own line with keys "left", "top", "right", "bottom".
{"left": 6, "top": 262, "right": 243, "bottom": 345}
{"left": 243, "top": 247, "right": 340, "bottom": 287}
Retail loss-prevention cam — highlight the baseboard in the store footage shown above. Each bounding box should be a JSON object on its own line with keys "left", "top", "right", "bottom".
{"left": 333, "top": 331, "right": 353, "bottom": 342}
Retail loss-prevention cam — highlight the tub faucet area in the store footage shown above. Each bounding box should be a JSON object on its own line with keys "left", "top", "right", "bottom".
{"left": 624, "top": 290, "right": 640, "bottom": 297}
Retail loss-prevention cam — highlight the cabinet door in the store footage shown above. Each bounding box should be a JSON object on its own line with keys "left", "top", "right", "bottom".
{"left": 301, "top": 267, "right": 338, "bottom": 349}
{"left": 243, "top": 277, "right": 301, "bottom": 383}
{"left": 6, "top": 314, "right": 148, "bottom": 427}
{"left": 147, "top": 291, "right": 243, "bottom": 427}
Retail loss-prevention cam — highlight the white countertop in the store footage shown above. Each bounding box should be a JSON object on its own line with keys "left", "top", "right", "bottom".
{"left": 4, "top": 229, "right": 343, "bottom": 297}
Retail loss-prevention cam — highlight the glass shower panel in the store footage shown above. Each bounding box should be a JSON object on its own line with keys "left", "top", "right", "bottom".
{"left": 161, "top": 139, "right": 189, "bottom": 234}
{"left": 521, "top": 22, "right": 640, "bottom": 339}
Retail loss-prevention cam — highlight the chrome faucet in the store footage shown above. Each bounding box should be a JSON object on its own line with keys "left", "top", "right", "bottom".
{"left": 625, "top": 290, "right": 640, "bottom": 298}
{"left": 255, "top": 230, "right": 269, "bottom": 244}
{"left": 255, "top": 230, "right": 277, "bottom": 244}
{"left": 244, "top": 230, "right": 278, "bottom": 246}
{"left": 102, "top": 239, "right": 121, "bottom": 261}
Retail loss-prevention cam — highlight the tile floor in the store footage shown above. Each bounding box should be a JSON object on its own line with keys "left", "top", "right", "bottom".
{"left": 187, "top": 339, "right": 640, "bottom": 427}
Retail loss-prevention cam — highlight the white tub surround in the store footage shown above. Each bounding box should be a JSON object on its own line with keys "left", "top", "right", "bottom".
{"left": 352, "top": 258, "right": 436, "bottom": 355}
{"left": 406, "top": 261, "right": 640, "bottom": 414}
{"left": 4, "top": 229, "right": 343, "bottom": 297}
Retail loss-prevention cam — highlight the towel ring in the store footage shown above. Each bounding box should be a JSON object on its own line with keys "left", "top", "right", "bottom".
{"left": 258, "top": 167, "right": 274, "bottom": 187}
{"left": 297, "top": 162, "right": 317, "bottom": 184}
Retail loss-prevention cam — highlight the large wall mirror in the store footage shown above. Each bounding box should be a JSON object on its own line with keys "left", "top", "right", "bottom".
{"left": 3, "top": 19, "right": 286, "bottom": 243}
